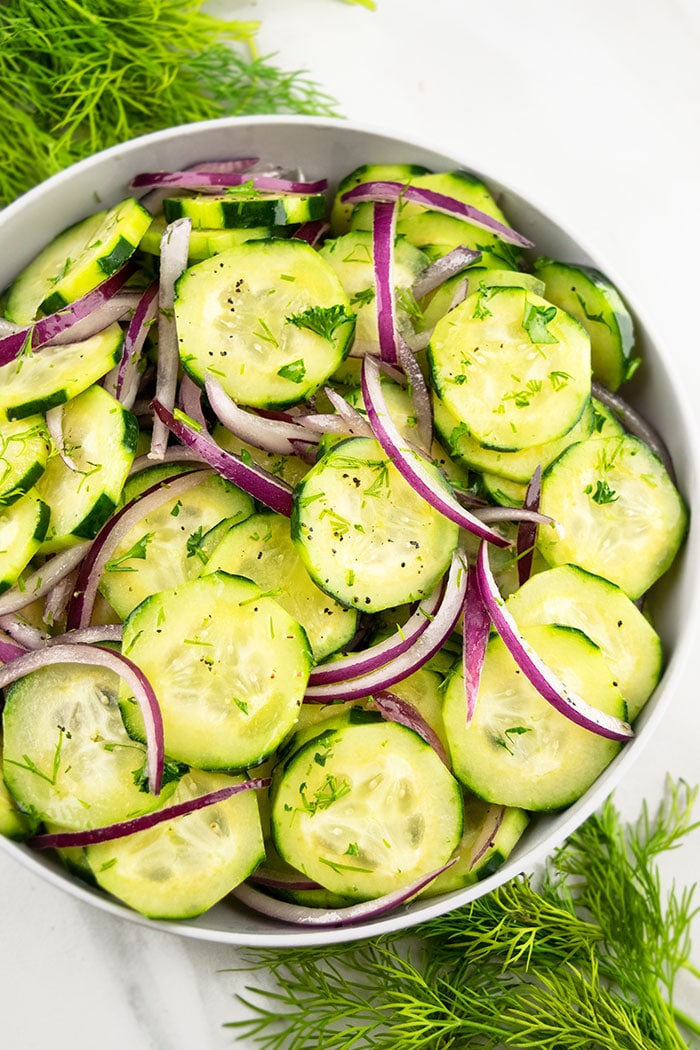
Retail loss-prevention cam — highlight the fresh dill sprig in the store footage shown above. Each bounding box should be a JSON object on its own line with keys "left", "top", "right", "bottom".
{"left": 0, "top": 0, "right": 341, "bottom": 206}
{"left": 228, "top": 779, "right": 700, "bottom": 1049}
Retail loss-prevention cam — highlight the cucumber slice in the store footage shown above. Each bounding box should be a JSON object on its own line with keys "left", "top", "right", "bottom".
{"left": 318, "top": 230, "right": 429, "bottom": 355}
{"left": 120, "top": 572, "right": 312, "bottom": 770}
{"left": 271, "top": 713, "right": 463, "bottom": 900}
{"left": 433, "top": 391, "right": 595, "bottom": 482}
{"left": 100, "top": 470, "right": 255, "bottom": 620}
{"left": 86, "top": 768, "right": 265, "bottom": 920}
{"left": 139, "top": 215, "right": 284, "bottom": 260}
{"left": 212, "top": 423, "right": 311, "bottom": 488}
{"left": 0, "top": 733, "right": 38, "bottom": 840}
{"left": 0, "top": 322, "right": 124, "bottom": 420}
{"left": 1, "top": 662, "right": 162, "bottom": 830}
{"left": 534, "top": 257, "right": 637, "bottom": 391}
{"left": 291, "top": 436, "right": 459, "bottom": 612}
{"left": 36, "top": 385, "right": 138, "bottom": 553}
{"left": 537, "top": 434, "right": 689, "bottom": 599}
{"left": 330, "top": 163, "right": 432, "bottom": 235}
{"left": 0, "top": 415, "right": 51, "bottom": 504}
{"left": 442, "top": 625, "right": 625, "bottom": 811}
{"left": 417, "top": 268, "right": 546, "bottom": 336}
{"left": 5, "top": 198, "right": 151, "bottom": 323}
{"left": 174, "top": 239, "right": 356, "bottom": 409}
{"left": 203, "top": 510, "right": 358, "bottom": 662}
{"left": 505, "top": 564, "right": 663, "bottom": 720}
{"left": 163, "top": 191, "right": 326, "bottom": 230}
{"left": 429, "top": 286, "right": 591, "bottom": 451}
{"left": 0, "top": 488, "right": 49, "bottom": 593}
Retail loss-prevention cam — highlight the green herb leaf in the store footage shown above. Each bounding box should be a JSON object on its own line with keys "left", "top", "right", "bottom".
{"left": 286, "top": 304, "right": 354, "bottom": 343}
{"left": 522, "top": 301, "right": 559, "bottom": 344}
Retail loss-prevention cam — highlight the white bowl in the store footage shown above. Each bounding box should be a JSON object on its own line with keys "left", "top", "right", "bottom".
{"left": 0, "top": 115, "right": 697, "bottom": 947}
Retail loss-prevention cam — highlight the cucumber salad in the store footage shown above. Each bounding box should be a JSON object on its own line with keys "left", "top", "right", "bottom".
{"left": 0, "top": 158, "right": 688, "bottom": 926}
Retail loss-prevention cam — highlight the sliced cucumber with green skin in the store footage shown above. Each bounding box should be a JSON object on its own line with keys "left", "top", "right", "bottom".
{"left": 418, "top": 795, "right": 530, "bottom": 896}
{"left": 0, "top": 415, "right": 52, "bottom": 504}
{"left": 139, "top": 214, "right": 287, "bottom": 260}
{"left": 271, "top": 713, "right": 464, "bottom": 901}
{"left": 429, "top": 286, "right": 591, "bottom": 452}
{"left": 174, "top": 239, "right": 356, "bottom": 409}
{"left": 163, "top": 191, "right": 326, "bottom": 230}
{"left": 120, "top": 572, "right": 312, "bottom": 770}
{"left": 35, "top": 385, "right": 138, "bottom": 553}
{"left": 537, "top": 434, "right": 689, "bottom": 600}
{"left": 212, "top": 423, "right": 311, "bottom": 488}
{"left": 416, "top": 268, "right": 546, "bottom": 336}
{"left": 86, "top": 768, "right": 265, "bottom": 920}
{"left": 203, "top": 510, "right": 358, "bottom": 662}
{"left": 1, "top": 662, "right": 163, "bottom": 830}
{"left": 330, "top": 163, "right": 432, "bottom": 235}
{"left": 442, "top": 624, "right": 625, "bottom": 811}
{"left": 505, "top": 564, "right": 663, "bottom": 721}
{"left": 291, "top": 436, "right": 460, "bottom": 612}
{"left": 318, "top": 230, "right": 429, "bottom": 355}
{"left": 5, "top": 198, "right": 151, "bottom": 323}
{"left": 0, "top": 488, "right": 50, "bottom": 594}
{"left": 100, "top": 469, "right": 254, "bottom": 620}
{"left": 0, "top": 734, "right": 38, "bottom": 840}
{"left": 534, "top": 257, "right": 637, "bottom": 391}
{"left": 0, "top": 322, "right": 124, "bottom": 421}
{"left": 433, "top": 391, "right": 594, "bottom": 483}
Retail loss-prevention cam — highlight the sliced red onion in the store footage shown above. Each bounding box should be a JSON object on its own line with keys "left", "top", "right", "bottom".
{"left": 231, "top": 857, "right": 457, "bottom": 927}
{"left": 292, "top": 220, "right": 330, "bottom": 247}
{"left": 0, "top": 263, "right": 138, "bottom": 366}
{"left": 248, "top": 867, "right": 323, "bottom": 893}
{"left": 341, "top": 181, "right": 534, "bottom": 249}
{"left": 46, "top": 624, "right": 123, "bottom": 647}
{"left": 309, "top": 587, "right": 441, "bottom": 686}
{"left": 463, "top": 564, "right": 490, "bottom": 726}
{"left": 149, "top": 218, "right": 191, "bottom": 459}
{"left": 131, "top": 171, "right": 327, "bottom": 194}
{"left": 32, "top": 777, "right": 270, "bottom": 849}
{"left": 112, "top": 280, "right": 159, "bottom": 406}
{"left": 369, "top": 689, "right": 449, "bottom": 766}
{"left": 45, "top": 405, "right": 77, "bottom": 471}
{"left": 304, "top": 550, "right": 468, "bottom": 701}
{"left": 179, "top": 373, "right": 209, "bottom": 431}
{"left": 0, "top": 643, "right": 164, "bottom": 794}
{"left": 0, "top": 614, "right": 49, "bottom": 650}
{"left": 469, "top": 804, "right": 506, "bottom": 871}
{"left": 396, "top": 339, "right": 433, "bottom": 452}
{"left": 476, "top": 506, "right": 551, "bottom": 527}
{"left": 151, "top": 399, "right": 294, "bottom": 516}
{"left": 129, "top": 447, "right": 207, "bottom": 476}
{"left": 475, "top": 540, "right": 634, "bottom": 741}
{"left": 49, "top": 292, "right": 140, "bottom": 346}
{"left": 361, "top": 354, "right": 509, "bottom": 547}
{"left": 517, "top": 465, "right": 542, "bottom": 586}
{"left": 66, "top": 469, "right": 208, "bottom": 630}
{"left": 205, "top": 374, "right": 321, "bottom": 454}
{"left": 0, "top": 542, "right": 92, "bottom": 616}
{"left": 405, "top": 276, "right": 469, "bottom": 354}
{"left": 373, "top": 200, "right": 401, "bottom": 365}
{"left": 0, "top": 636, "right": 28, "bottom": 663}
{"left": 412, "top": 245, "right": 482, "bottom": 300}
{"left": 323, "top": 386, "right": 374, "bottom": 437}
{"left": 591, "top": 380, "right": 675, "bottom": 481}
{"left": 43, "top": 571, "right": 78, "bottom": 627}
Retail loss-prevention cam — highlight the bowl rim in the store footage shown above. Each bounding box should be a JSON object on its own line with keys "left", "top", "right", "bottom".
{"left": 0, "top": 113, "right": 697, "bottom": 947}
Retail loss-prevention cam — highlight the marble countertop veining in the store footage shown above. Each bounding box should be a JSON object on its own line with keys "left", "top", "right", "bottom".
{"left": 2, "top": 1, "right": 700, "bottom": 1046}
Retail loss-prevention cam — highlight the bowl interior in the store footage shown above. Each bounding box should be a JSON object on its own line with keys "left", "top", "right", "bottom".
{"left": 0, "top": 115, "right": 697, "bottom": 947}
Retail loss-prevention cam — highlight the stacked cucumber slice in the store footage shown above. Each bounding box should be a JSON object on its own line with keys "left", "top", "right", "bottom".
{"left": 0, "top": 156, "right": 688, "bottom": 925}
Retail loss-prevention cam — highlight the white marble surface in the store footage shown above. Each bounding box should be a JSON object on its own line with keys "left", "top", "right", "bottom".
{"left": 2, "top": 0, "right": 700, "bottom": 1045}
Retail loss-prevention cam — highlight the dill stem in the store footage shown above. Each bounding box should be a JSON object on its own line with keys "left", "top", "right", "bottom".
{"left": 683, "top": 961, "right": 700, "bottom": 980}
{"left": 673, "top": 1006, "right": 700, "bottom": 1037}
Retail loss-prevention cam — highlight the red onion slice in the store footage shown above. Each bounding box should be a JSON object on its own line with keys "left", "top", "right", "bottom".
{"left": 149, "top": 218, "right": 191, "bottom": 459}
{"left": 66, "top": 469, "right": 208, "bottom": 630}
{"left": 0, "top": 614, "right": 49, "bottom": 650}
{"left": 32, "top": 778, "right": 270, "bottom": 849}
{"left": 369, "top": 689, "right": 450, "bottom": 766}
{"left": 412, "top": 245, "right": 482, "bottom": 300}
{"left": 469, "top": 804, "right": 506, "bottom": 871}
{"left": 205, "top": 374, "right": 321, "bottom": 454}
{"left": 322, "top": 386, "right": 374, "bottom": 437}
{"left": 361, "top": 354, "right": 509, "bottom": 547}
{"left": 341, "top": 181, "right": 534, "bottom": 249}
{"left": 231, "top": 857, "right": 457, "bottom": 927}
{"left": 591, "top": 380, "right": 676, "bottom": 481}
{"left": 46, "top": 624, "right": 124, "bottom": 647}
{"left": 111, "top": 280, "right": 159, "bottom": 406}
{"left": 0, "top": 643, "right": 165, "bottom": 795}
{"left": 517, "top": 466, "right": 542, "bottom": 586}
{"left": 396, "top": 339, "right": 433, "bottom": 452}
{"left": 0, "top": 637, "right": 28, "bottom": 663}
{"left": 131, "top": 171, "right": 327, "bottom": 194}
{"left": 372, "top": 200, "right": 401, "bottom": 364}
{"left": 179, "top": 374, "right": 209, "bottom": 431}
{"left": 309, "top": 586, "right": 441, "bottom": 686}
{"left": 45, "top": 405, "right": 77, "bottom": 471}
{"left": 305, "top": 550, "right": 468, "bottom": 701}
{"left": 0, "top": 262, "right": 138, "bottom": 366}
{"left": 463, "top": 565, "right": 490, "bottom": 726}
{"left": 151, "top": 399, "right": 294, "bottom": 516}
{"left": 0, "top": 542, "right": 92, "bottom": 616}
{"left": 292, "top": 220, "right": 330, "bottom": 247}
{"left": 475, "top": 540, "right": 634, "bottom": 741}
